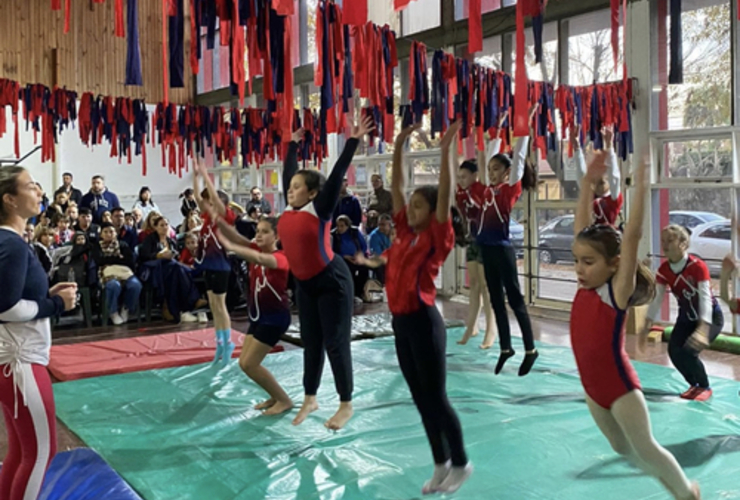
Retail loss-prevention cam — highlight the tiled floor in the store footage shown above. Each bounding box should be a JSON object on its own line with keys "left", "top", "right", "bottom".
{"left": 3, "top": 299, "right": 740, "bottom": 461}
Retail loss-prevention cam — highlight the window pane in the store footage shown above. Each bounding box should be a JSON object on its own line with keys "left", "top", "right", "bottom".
{"left": 510, "top": 22, "right": 559, "bottom": 84}
{"left": 567, "top": 9, "right": 624, "bottom": 85}
{"left": 535, "top": 208, "right": 577, "bottom": 301}
{"left": 455, "top": 0, "right": 506, "bottom": 20}
{"left": 654, "top": 0, "right": 731, "bottom": 129}
{"left": 402, "top": 0, "right": 441, "bottom": 35}
{"left": 475, "top": 36, "right": 503, "bottom": 70}
{"left": 660, "top": 138, "right": 732, "bottom": 179}
{"left": 307, "top": 0, "right": 318, "bottom": 64}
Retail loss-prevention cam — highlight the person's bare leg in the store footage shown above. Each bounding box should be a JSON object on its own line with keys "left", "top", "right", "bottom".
{"left": 477, "top": 263, "right": 497, "bottom": 349}
{"left": 239, "top": 336, "right": 293, "bottom": 415}
{"left": 459, "top": 261, "right": 483, "bottom": 345}
{"left": 611, "top": 391, "right": 698, "bottom": 500}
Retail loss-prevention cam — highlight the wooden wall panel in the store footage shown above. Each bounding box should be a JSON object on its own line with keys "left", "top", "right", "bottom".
{"left": 0, "top": 0, "right": 193, "bottom": 104}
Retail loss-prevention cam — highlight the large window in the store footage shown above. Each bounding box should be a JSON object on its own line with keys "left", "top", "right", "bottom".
{"left": 509, "top": 21, "right": 559, "bottom": 84}
{"left": 401, "top": 0, "right": 441, "bottom": 35}
{"left": 654, "top": 0, "right": 731, "bottom": 130}
{"left": 566, "top": 9, "right": 624, "bottom": 85}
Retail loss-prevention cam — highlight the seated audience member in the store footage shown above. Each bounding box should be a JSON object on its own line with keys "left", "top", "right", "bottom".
{"left": 235, "top": 206, "right": 260, "bottom": 240}
{"left": 331, "top": 215, "right": 369, "bottom": 302}
{"left": 101, "top": 211, "right": 113, "bottom": 224}
{"left": 132, "top": 208, "right": 144, "bottom": 229}
{"left": 139, "top": 215, "right": 201, "bottom": 323}
{"left": 24, "top": 222, "right": 35, "bottom": 244}
{"left": 50, "top": 191, "right": 69, "bottom": 215}
{"left": 180, "top": 188, "right": 198, "bottom": 218}
{"left": 365, "top": 209, "right": 380, "bottom": 234}
{"left": 124, "top": 212, "right": 136, "bottom": 229}
{"left": 368, "top": 214, "right": 393, "bottom": 284}
{"left": 133, "top": 186, "right": 160, "bottom": 220}
{"left": 95, "top": 223, "right": 142, "bottom": 325}
{"left": 111, "top": 207, "right": 138, "bottom": 250}
{"left": 33, "top": 227, "right": 55, "bottom": 276}
{"left": 53, "top": 213, "right": 74, "bottom": 247}
{"left": 74, "top": 207, "right": 101, "bottom": 243}
{"left": 179, "top": 232, "right": 199, "bottom": 269}
{"left": 178, "top": 211, "right": 202, "bottom": 237}
{"left": 66, "top": 203, "right": 79, "bottom": 226}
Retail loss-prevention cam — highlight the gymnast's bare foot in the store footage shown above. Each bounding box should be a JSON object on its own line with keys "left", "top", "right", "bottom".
{"left": 254, "top": 398, "right": 275, "bottom": 410}
{"left": 687, "top": 481, "right": 701, "bottom": 500}
{"left": 457, "top": 330, "right": 474, "bottom": 345}
{"left": 325, "top": 402, "right": 353, "bottom": 430}
{"left": 263, "top": 399, "right": 293, "bottom": 416}
{"left": 479, "top": 330, "right": 496, "bottom": 349}
{"left": 292, "top": 396, "right": 319, "bottom": 426}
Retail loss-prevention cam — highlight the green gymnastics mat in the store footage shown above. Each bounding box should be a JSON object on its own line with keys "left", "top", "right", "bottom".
{"left": 53, "top": 328, "right": 740, "bottom": 500}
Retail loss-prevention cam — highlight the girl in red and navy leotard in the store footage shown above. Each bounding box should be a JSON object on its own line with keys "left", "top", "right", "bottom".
{"left": 477, "top": 106, "right": 539, "bottom": 376}
{"left": 569, "top": 125, "right": 623, "bottom": 227}
{"left": 356, "top": 121, "right": 472, "bottom": 495}
{"left": 455, "top": 152, "right": 496, "bottom": 349}
{"left": 571, "top": 155, "right": 699, "bottom": 500}
{"left": 214, "top": 215, "right": 294, "bottom": 417}
{"left": 277, "top": 117, "right": 373, "bottom": 431}
{"left": 645, "top": 225, "right": 723, "bottom": 401}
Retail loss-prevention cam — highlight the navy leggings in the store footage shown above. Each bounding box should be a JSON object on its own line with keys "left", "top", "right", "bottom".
{"left": 669, "top": 305, "right": 723, "bottom": 389}
{"left": 481, "top": 244, "right": 535, "bottom": 351}
{"left": 295, "top": 256, "right": 354, "bottom": 402}
{"left": 392, "top": 304, "right": 468, "bottom": 466}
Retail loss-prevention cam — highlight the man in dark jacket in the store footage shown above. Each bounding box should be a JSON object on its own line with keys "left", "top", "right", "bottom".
{"left": 245, "top": 187, "right": 272, "bottom": 215}
{"left": 54, "top": 172, "right": 83, "bottom": 206}
{"left": 80, "top": 175, "right": 121, "bottom": 223}
{"left": 111, "top": 207, "right": 139, "bottom": 250}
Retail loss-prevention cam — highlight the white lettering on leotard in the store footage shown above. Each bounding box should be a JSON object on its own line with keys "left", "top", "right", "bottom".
{"left": 249, "top": 266, "right": 282, "bottom": 323}
{"left": 673, "top": 274, "right": 700, "bottom": 321}
{"left": 477, "top": 186, "right": 505, "bottom": 236}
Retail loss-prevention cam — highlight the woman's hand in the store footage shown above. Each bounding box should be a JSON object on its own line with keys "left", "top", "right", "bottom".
{"left": 440, "top": 120, "right": 462, "bottom": 150}
{"left": 395, "top": 123, "right": 421, "bottom": 147}
{"left": 602, "top": 125, "right": 614, "bottom": 149}
{"left": 291, "top": 127, "right": 305, "bottom": 143}
{"left": 352, "top": 115, "right": 376, "bottom": 139}
{"left": 50, "top": 283, "right": 78, "bottom": 311}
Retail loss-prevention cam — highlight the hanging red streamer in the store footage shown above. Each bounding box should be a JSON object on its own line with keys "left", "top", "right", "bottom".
{"left": 231, "top": 0, "right": 245, "bottom": 106}
{"left": 394, "top": 0, "right": 417, "bottom": 11}
{"left": 273, "top": 0, "right": 295, "bottom": 16}
{"left": 115, "top": 0, "right": 125, "bottom": 37}
{"left": 469, "top": 0, "right": 483, "bottom": 54}
{"left": 610, "top": 0, "right": 620, "bottom": 73}
{"left": 344, "top": 0, "right": 367, "bottom": 26}
{"left": 513, "top": 1, "right": 529, "bottom": 137}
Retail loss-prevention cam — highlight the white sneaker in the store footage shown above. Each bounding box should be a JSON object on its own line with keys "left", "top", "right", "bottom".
{"left": 197, "top": 312, "right": 208, "bottom": 323}
{"left": 110, "top": 312, "right": 124, "bottom": 326}
{"left": 354, "top": 296, "right": 364, "bottom": 305}
{"left": 180, "top": 312, "right": 198, "bottom": 323}
{"left": 120, "top": 308, "right": 129, "bottom": 323}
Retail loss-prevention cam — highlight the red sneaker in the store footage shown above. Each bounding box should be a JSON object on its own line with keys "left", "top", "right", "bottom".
{"left": 680, "top": 386, "right": 700, "bottom": 399}
{"left": 692, "top": 388, "right": 713, "bottom": 402}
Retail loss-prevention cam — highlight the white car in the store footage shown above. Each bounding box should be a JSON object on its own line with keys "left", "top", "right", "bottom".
{"left": 687, "top": 220, "right": 731, "bottom": 276}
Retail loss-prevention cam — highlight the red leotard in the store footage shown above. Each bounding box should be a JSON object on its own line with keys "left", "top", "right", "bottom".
{"left": 570, "top": 282, "right": 641, "bottom": 408}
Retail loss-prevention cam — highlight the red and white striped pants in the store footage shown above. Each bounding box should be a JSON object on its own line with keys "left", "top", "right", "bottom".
{"left": 0, "top": 363, "right": 56, "bottom": 500}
